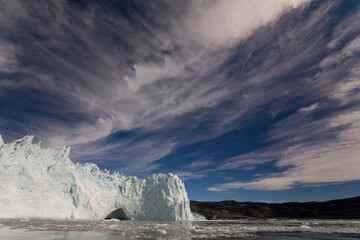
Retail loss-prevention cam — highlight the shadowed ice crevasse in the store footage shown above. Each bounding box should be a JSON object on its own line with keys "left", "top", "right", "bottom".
{"left": 0, "top": 135, "right": 194, "bottom": 221}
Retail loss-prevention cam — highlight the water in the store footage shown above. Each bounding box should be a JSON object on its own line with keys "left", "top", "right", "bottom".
{"left": 0, "top": 218, "right": 359, "bottom": 239}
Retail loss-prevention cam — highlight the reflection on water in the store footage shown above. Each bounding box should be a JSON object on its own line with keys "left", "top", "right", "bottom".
{"left": 0, "top": 218, "right": 359, "bottom": 239}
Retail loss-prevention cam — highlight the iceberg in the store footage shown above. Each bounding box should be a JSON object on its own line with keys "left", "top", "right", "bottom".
{"left": 0, "top": 135, "right": 193, "bottom": 221}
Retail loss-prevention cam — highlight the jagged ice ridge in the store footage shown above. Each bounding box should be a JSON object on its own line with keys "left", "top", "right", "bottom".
{"left": 0, "top": 135, "right": 194, "bottom": 220}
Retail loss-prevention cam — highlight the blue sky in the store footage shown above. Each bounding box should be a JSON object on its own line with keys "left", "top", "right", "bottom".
{"left": 1, "top": 0, "right": 360, "bottom": 202}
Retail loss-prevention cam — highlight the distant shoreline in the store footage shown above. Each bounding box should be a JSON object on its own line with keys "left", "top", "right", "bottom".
{"left": 190, "top": 196, "right": 360, "bottom": 220}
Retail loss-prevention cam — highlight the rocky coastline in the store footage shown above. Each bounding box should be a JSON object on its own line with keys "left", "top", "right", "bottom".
{"left": 190, "top": 196, "right": 360, "bottom": 220}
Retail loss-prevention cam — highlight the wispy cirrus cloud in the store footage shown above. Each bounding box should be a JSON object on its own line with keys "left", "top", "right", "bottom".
{"left": 2, "top": 0, "right": 360, "bottom": 193}
{"left": 208, "top": 34, "right": 360, "bottom": 190}
{"left": 0, "top": 0, "right": 310, "bottom": 174}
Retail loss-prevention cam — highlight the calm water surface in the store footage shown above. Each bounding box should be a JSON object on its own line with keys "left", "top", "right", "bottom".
{"left": 0, "top": 218, "right": 359, "bottom": 239}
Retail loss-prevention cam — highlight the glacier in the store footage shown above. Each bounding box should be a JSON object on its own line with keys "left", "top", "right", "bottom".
{"left": 0, "top": 135, "right": 194, "bottom": 221}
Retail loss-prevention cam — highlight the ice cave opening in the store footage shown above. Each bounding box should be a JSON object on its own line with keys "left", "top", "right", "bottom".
{"left": 105, "top": 208, "right": 130, "bottom": 220}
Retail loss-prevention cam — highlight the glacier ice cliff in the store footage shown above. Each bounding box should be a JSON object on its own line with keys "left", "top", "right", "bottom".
{"left": 0, "top": 135, "right": 194, "bottom": 220}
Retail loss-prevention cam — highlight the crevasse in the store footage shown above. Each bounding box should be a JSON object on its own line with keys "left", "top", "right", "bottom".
{"left": 0, "top": 135, "right": 193, "bottom": 221}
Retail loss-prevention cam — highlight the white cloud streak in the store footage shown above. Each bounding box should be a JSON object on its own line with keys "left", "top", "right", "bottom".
{"left": 298, "top": 103, "right": 319, "bottom": 112}
{"left": 184, "top": 0, "right": 309, "bottom": 47}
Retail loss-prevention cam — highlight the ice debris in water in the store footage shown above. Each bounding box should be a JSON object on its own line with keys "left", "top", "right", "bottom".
{"left": 0, "top": 135, "right": 194, "bottom": 221}
{"left": 1, "top": 219, "right": 359, "bottom": 239}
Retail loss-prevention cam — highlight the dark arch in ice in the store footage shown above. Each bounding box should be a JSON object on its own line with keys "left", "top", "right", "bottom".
{"left": 105, "top": 208, "right": 130, "bottom": 220}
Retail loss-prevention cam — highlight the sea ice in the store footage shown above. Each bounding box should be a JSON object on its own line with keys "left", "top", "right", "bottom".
{"left": 0, "top": 135, "right": 193, "bottom": 221}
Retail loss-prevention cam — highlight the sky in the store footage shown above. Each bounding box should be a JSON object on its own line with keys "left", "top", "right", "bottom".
{"left": 1, "top": 0, "right": 360, "bottom": 203}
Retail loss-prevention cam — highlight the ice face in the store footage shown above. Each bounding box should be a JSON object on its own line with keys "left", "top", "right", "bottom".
{"left": 0, "top": 135, "right": 193, "bottom": 221}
